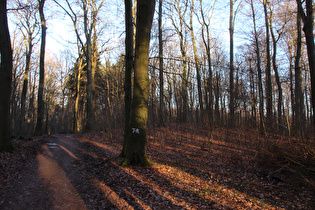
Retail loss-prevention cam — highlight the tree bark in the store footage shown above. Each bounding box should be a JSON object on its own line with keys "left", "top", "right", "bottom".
{"left": 198, "top": 0, "right": 215, "bottom": 129}
{"left": 121, "top": 0, "right": 156, "bottom": 166}
{"left": 0, "top": 0, "right": 13, "bottom": 151}
{"left": 34, "top": 0, "right": 46, "bottom": 136}
{"left": 120, "top": 0, "right": 134, "bottom": 158}
{"left": 74, "top": 58, "right": 83, "bottom": 133}
{"left": 294, "top": 9, "right": 305, "bottom": 137}
{"left": 297, "top": 0, "right": 315, "bottom": 124}
{"left": 229, "top": 0, "right": 235, "bottom": 127}
{"left": 263, "top": 0, "right": 273, "bottom": 130}
{"left": 20, "top": 38, "right": 33, "bottom": 136}
{"left": 159, "top": 0, "right": 164, "bottom": 126}
{"left": 189, "top": 0, "right": 203, "bottom": 123}
{"left": 83, "top": 0, "right": 93, "bottom": 132}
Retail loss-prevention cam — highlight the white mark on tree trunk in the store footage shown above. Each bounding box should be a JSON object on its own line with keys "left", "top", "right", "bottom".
{"left": 132, "top": 128, "right": 140, "bottom": 134}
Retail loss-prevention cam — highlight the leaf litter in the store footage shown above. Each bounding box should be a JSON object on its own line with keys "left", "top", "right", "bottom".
{"left": 0, "top": 123, "right": 314, "bottom": 209}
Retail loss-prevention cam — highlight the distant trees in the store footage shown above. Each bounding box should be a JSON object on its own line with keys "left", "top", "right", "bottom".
{"left": 54, "top": 0, "right": 105, "bottom": 132}
{"left": 1, "top": 0, "right": 314, "bottom": 147}
{"left": 0, "top": 0, "right": 13, "bottom": 151}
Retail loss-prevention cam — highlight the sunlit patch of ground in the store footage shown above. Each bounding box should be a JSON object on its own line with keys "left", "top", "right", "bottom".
{"left": 37, "top": 144, "right": 88, "bottom": 209}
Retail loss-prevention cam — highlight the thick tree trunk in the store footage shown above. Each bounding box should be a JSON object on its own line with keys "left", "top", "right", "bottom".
{"left": 0, "top": 0, "right": 13, "bottom": 151}
{"left": 83, "top": 1, "right": 94, "bottom": 132}
{"left": 34, "top": 0, "right": 46, "bottom": 136}
{"left": 297, "top": 0, "right": 315, "bottom": 124}
{"left": 121, "top": 0, "right": 156, "bottom": 166}
{"left": 120, "top": 0, "right": 134, "bottom": 158}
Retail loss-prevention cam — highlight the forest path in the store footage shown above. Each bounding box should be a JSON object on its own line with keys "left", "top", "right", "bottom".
{"left": 0, "top": 134, "right": 118, "bottom": 209}
{"left": 0, "top": 134, "right": 183, "bottom": 209}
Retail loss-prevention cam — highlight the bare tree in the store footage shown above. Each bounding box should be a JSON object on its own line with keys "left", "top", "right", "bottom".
{"left": 167, "top": 0, "right": 189, "bottom": 122}
{"left": 268, "top": 3, "right": 283, "bottom": 131}
{"left": 196, "top": 0, "right": 217, "bottom": 129}
{"left": 120, "top": 0, "right": 134, "bottom": 157}
{"left": 14, "top": 1, "right": 39, "bottom": 136}
{"left": 294, "top": 6, "right": 305, "bottom": 137}
{"left": 296, "top": 0, "right": 315, "bottom": 124}
{"left": 54, "top": 0, "right": 104, "bottom": 131}
{"left": 34, "top": 0, "right": 46, "bottom": 136}
{"left": 0, "top": 0, "right": 13, "bottom": 151}
{"left": 188, "top": 0, "right": 203, "bottom": 122}
{"left": 159, "top": 0, "right": 165, "bottom": 126}
{"left": 263, "top": 0, "right": 273, "bottom": 130}
{"left": 250, "top": 0, "right": 265, "bottom": 134}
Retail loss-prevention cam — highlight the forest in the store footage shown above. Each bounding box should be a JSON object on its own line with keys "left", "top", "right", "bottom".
{"left": 0, "top": 0, "right": 315, "bottom": 209}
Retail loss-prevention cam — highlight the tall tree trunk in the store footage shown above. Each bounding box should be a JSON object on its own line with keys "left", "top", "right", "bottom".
{"left": 169, "top": 1, "right": 188, "bottom": 122}
{"left": 159, "top": 0, "right": 164, "bottom": 126}
{"left": 269, "top": 10, "right": 283, "bottom": 131}
{"left": 34, "top": 0, "right": 46, "bottom": 136}
{"left": 214, "top": 72, "right": 220, "bottom": 124}
{"left": 294, "top": 10, "right": 305, "bottom": 137}
{"left": 297, "top": 0, "right": 315, "bottom": 124}
{"left": 199, "top": 0, "right": 214, "bottom": 129}
{"left": 20, "top": 41, "right": 33, "bottom": 136}
{"left": 189, "top": 0, "right": 203, "bottom": 123}
{"left": 121, "top": 0, "right": 156, "bottom": 166}
{"left": 74, "top": 58, "right": 83, "bottom": 133}
{"left": 251, "top": 0, "right": 265, "bottom": 134}
{"left": 263, "top": 0, "right": 273, "bottom": 130}
{"left": 249, "top": 61, "right": 257, "bottom": 126}
{"left": 0, "top": 0, "right": 13, "bottom": 151}
{"left": 179, "top": 26, "right": 188, "bottom": 123}
{"left": 83, "top": 1, "right": 94, "bottom": 132}
{"left": 120, "top": 0, "right": 134, "bottom": 158}
{"left": 229, "top": 0, "right": 235, "bottom": 127}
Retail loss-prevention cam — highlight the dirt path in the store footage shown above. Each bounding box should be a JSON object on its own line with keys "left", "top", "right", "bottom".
{"left": 0, "top": 134, "right": 184, "bottom": 209}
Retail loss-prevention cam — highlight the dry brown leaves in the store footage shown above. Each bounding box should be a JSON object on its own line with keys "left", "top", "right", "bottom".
{"left": 0, "top": 124, "right": 314, "bottom": 209}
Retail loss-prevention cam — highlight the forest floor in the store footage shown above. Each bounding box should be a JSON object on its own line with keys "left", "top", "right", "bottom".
{"left": 0, "top": 123, "right": 314, "bottom": 209}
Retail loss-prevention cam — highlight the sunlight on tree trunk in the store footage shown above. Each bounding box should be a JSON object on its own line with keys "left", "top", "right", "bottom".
{"left": 120, "top": 0, "right": 156, "bottom": 166}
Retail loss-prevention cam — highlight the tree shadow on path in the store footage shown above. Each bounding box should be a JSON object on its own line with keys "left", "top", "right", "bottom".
{"left": 43, "top": 134, "right": 186, "bottom": 209}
